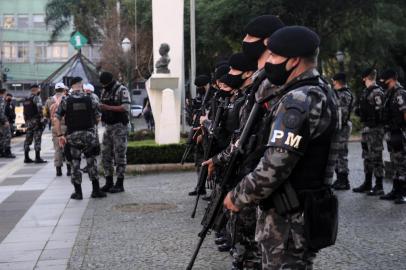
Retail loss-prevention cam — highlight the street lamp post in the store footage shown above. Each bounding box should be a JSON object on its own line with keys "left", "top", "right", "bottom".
{"left": 336, "top": 51, "right": 345, "bottom": 73}
{"left": 122, "top": 37, "right": 134, "bottom": 132}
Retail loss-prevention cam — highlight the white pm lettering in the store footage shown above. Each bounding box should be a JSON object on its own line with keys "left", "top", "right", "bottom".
{"left": 284, "top": 132, "right": 302, "bottom": 148}
{"left": 270, "top": 130, "right": 284, "bottom": 143}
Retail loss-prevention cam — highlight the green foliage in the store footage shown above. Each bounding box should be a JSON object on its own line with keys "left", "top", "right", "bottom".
{"left": 127, "top": 141, "right": 193, "bottom": 164}
{"left": 350, "top": 114, "right": 362, "bottom": 135}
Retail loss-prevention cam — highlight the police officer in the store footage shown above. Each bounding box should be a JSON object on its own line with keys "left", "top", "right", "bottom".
{"left": 331, "top": 73, "right": 353, "bottom": 190}
{"left": 379, "top": 69, "right": 406, "bottom": 204}
{"left": 23, "top": 84, "right": 47, "bottom": 163}
{"left": 224, "top": 26, "right": 339, "bottom": 269}
{"left": 5, "top": 93, "right": 16, "bottom": 137}
{"left": 353, "top": 68, "right": 385, "bottom": 195}
{"left": 44, "top": 82, "right": 69, "bottom": 176}
{"left": 99, "top": 72, "right": 131, "bottom": 193}
{"left": 54, "top": 77, "right": 105, "bottom": 200}
{"left": 0, "top": 88, "right": 14, "bottom": 158}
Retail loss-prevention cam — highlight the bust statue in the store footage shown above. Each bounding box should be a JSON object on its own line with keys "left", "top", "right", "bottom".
{"left": 155, "top": 43, "right": 171, "bottom": 74}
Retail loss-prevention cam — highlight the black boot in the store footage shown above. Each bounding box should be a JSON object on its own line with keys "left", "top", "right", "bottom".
{"left": 353, "top": 172, "right": 372, "bottom": 193}
{"left": 101, "top": 176, "right": 114, "bottom": 192}
{"left": 333, "top": 173, "right": 350, "bottom": 190}
{"left": 91, "top": 180, "right": 107, "bottom": 198}
{"left": 3, "top": 148, "right": 15, "bottom": 158}
{"left": 380, "top": 179, "right": 398, "bottom": 200}
{"left": 24, "top": 150, "right": 33, "bottom": 163}
{"left": 34, "top": 150, "right": 47, "bottom": 163}
{"left": 70, "top": 184, "right": 83, "bottom": 200}
{"left": 66, "top": 164, "right": 71, "bottom": 176}
{"left": 109, "top": 177, "right": 125, "bottom": 193}
{"left": 394, "top": 181, "right": 406, "bottom": 204}
{"left": 56, "top": 166, "right": 62, "bottom": 177}
{"left": 367, "top": 177, "right": 384, "bottom": 196}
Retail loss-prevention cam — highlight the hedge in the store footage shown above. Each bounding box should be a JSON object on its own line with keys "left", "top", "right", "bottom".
{"left": 127, "top": 139, "right": 194, "bottom": 164}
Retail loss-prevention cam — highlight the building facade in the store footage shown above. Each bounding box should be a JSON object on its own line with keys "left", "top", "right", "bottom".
{"left": 0, "top": 0, "right": 101, "bottom": 96}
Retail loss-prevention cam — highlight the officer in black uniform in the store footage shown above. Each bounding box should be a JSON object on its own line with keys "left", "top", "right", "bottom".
{"left": 5, "top": 93, "right": 16, "bottom": 136}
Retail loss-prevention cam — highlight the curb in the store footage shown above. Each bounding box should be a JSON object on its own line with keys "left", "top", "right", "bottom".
{"left": 126, "top": 163, "right": 195, "bottom": 174}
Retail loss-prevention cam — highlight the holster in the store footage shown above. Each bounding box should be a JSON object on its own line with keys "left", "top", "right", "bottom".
{"left": 259, "top": 181, "right": 300, "bottom": 216}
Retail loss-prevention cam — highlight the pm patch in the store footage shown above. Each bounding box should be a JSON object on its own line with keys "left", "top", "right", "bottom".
{"left": 397, "top": 95, "right": 405, "bottom": 106}
{"left": 283, "top": 109, "right": 302, "bottom": 129}
{"left": 374, "top": 96, "right": 382, "bottom": 106}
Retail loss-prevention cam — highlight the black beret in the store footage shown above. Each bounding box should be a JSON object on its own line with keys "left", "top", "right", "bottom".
{"left": 71, "top": 77, "right": 83, "bottom": 85}
{"left": 6, "top": 93, "right": 12, "bottom": 97}
{"left": 30, "top": 84, "right": 39, "bottom": 89}
{"left": 244, "top": 15, "right": 285, "bottom": 39}
{"left": 332, "top": 72, "right": 346, "bottom": 82}
{"left": 228, "top": 53, "right": 257, "bottom": 72}
{"left": 99, "top": 72, "right": 114, "bottom": 85}
{"left": 267, "top": 26, "right": 320, "bottom": 58}
{"left": 361, "top": 68, "right": 376, "bottom": 79}
{"left": 194, "top": 75, "right": 210, "bottom": 87}
{"left": 380, "top": 69, "right": 398, "bottom": 81}
{"left": 214, "top": 65, "right": 230, "bottom": 80}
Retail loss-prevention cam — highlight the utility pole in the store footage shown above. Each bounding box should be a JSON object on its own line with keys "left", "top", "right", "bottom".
{"left": 134, "top": 0, "right": 138, "bottom": 74}
{"left": 117, "top": 0, "right": 121, "bottom": 36}
{"left": 190, "top": 0, "right": 196, "bottom": 98}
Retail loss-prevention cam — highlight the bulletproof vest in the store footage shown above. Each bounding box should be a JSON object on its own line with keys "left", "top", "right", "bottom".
{"left": 386, "top": 87, "right": 406, "bottom": 129}
{"left": 359, "top": 86, "right": 382, "bottom": 127}
{"left": 23, "top": 96, "right": 39, "bottom": 120}
{"left": 101, "top": 85, "right": 129, "bottom": 125}
{"left": 65, "top": 96, "right": 94, "bottom": 134}
{"left": 287, "top": 83, "right": 338, "bottom": 191}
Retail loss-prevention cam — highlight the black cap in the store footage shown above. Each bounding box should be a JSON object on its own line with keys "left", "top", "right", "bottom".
{"left": 71, "top": 77, "right": 83, "bottom": 86}
{"left": 214, "top": 65, "right": 230, "bottom": 80}
{"left": 30, "top": 84, "right": 39, "bottom": 89}
{"left": 215, "top": 60, "right": 228, "bottom": 69}
{"left": 228, "top": 53, "right": 257, "bottom": 72}
{"left": 268, "top": 26, "right": 320, "bottom": 58}
{"left": 361, "top": 68, "right": 376, "bottom": 79}
{"left": 100, "top": 72, "right": 114, "bottom": 85}
{"left": 332, "top": 73, "right": 346, "bottom": 83}
{"left": 6, "top": 93, "right": 12, "bottom": 97}
{"left": 194, "top": 75, "right": 210, "bottom": 87}
{"left": 380, "top": 69, "right": 398, "bottom": 81}
{"left": 0, "top": 89, "right": 6, "bottom": 94}
{"left": 244, "top": 15, "right": 285, "bottom": 39}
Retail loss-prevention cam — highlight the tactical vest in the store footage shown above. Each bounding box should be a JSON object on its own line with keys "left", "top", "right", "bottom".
{"left": 23, "top": 96, "right": 39, "bottom": 120}
{"left": 386, "top": 87, "right": 406, "bottom": 129}
{"left": 359, "top": 86, "right": 382, "bottom": 127}
{"left": 65, "top": 96, "right": 94, "bottom": 134}
{"left": 101, "top": 85, "right": 129, "bottom": 125}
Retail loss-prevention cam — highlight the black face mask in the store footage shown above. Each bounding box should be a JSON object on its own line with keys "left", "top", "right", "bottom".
{"left": 242, "top": 39, "right": 266, "bottom": 61}
{"left": 264, "top": 59, "right": 296, "bottom": 86}
{"left": 223, "top": 73, "right": 245, "bottom": 90}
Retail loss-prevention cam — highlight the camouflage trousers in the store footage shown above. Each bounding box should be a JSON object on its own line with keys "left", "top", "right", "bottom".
{"left": 67, "top": 130, "right": 100, "bottom": 185}
{"left": 335, "top": 124, "right": 351, "bottom": 175}
{"left": 102, "top": 123, "right": 128, "bottom": 178}
{"left": 361, "top": 127, "right": 384, "bottom": 178}
{"left": 229, "top": 205, "right": 261, "bottom": 268}
{"left": 0, "top": 123, "right": 11, "bottom": 151}
{"left": 52, "top": 126, "right": 67, "bottom": 167}
{"left": 24, "top": 119, "right": 43, "bottom": 151}
{"left": 386, "top": 129, "right": 406, "bottom": 182}
{"left": 256, "top": 208, "right": 315, "bottom": 270}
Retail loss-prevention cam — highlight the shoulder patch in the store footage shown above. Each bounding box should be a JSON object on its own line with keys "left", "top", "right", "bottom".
{"left": 397, "top": 95, "right": 404, "bottom": 106}
{"left": 374, "top": 95, "right": 382, "bottom": 106}
{"left": 283, "top": 108, "right": 302, "bottom": 129}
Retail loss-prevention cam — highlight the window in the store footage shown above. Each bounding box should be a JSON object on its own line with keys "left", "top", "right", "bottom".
{"left": 3, "top": 15, "right": 15, "bottom": 29}
{"left": 46, "top": 43, "right": 69, "bottom": 61}
{"left": 33, "top": 14, "right": 45, "bottom": 28}
{"left": 35, "top": 42, "right": 47, "bottom": 62}
{"left": 1, "top": 42, "right": 29, "bottom": 62}
{"left": 17, "top": 14, "right": 29, "bottom": 28}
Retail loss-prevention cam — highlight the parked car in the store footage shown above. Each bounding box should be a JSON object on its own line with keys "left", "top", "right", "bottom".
{"left": 130, "top": 105, "right": 143, "bottom": 118}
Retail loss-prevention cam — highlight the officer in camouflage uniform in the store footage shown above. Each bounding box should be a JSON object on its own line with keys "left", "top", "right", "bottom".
{"left": 54, "top": 77, "right": 106, "bottom": 200}
{"left": 224, "top": 26, "right": 339, "bottom": 270}
{"left": 331, "top": 73, "right": 353, "bottom": 190}
{"left": 99, "top": 72, "right": 131, "bottom": 193}
{"left": 23, "top": 84, "right": 47, "bottom": 163}
{"left": 353, "top": 68, "right": 385, "bottom": 196}
{"left": 0, "top": 88, "right": 14, "bottom": 158}
{"left": 379, "top": 69, "right": 406, "bottom": 204}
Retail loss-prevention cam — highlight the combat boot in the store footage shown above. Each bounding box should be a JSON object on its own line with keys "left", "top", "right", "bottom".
{"left": 66, "top": 164, "right": 71, "bottom": 176}
{"left": 91, "top": 180, "right": 107, "bottom": 198}
{"left": 380, "top": 179, "right": 398, "bottom": 200}
{"left": 34, "top": 150, "right": 47, "bottom": 163}
{"left": 214, "top": 237, "right": 227, "bottom": 245}
{"left": 56, "top": 166, "right": 62, "bottom": 177}
{"left": 333, "top": 173, "right": 350, "bottom": 190}
{"left": 394, "top": 181, "right": 406, "bottom": 205}
{"left": 367, "top": 177, "right": 384, "bottom": 196}
{"left": 70, "top": 184, "right": 83, "bottom": 200}
{"left": 352, "top": 172, "right": 372, "bottom": 193}
{"left": 3, "top": 148, "right": 15, "bottom": 158}
{"left": 217, "top": 242, "right": 231, "bottom": 252}
{"left": 109, "top": 177, "right": 125, "bottom": 193}
{"left": 0, "top": 148, "right": 4, "bottom": 158}
{"left": 101, "top": 176, "right": 114, "bottom": 192}
{"left": 24, "top": 150, "right": 33, "bottom": 163}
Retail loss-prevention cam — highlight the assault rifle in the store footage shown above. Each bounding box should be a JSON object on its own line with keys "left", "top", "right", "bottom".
{"left": 191, "top": 97, "right": 229, "bottom": 218}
